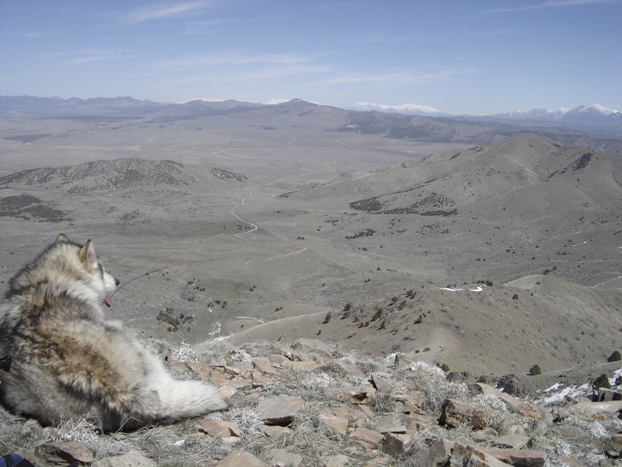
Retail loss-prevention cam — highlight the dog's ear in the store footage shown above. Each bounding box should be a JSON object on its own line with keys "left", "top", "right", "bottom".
{"left": 56, "top": 233, "right": 70, "bottom": 243}
{"left": 79, "top": 239, "right": 97, "bottom": 267}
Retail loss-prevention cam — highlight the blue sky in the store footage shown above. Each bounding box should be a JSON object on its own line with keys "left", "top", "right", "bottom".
{"left": 0, "top": 0, "right": 620, "bottom": 114}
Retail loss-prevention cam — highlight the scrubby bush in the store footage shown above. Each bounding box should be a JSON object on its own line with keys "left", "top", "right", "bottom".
{"left": 607, "top": 350, "right": 621, "bottom": 362}
{"left": 593, "top": 373, "right": 611, "bottom": 389}
{"left": 529, "top": 364, "right": 542, "bottom": 376}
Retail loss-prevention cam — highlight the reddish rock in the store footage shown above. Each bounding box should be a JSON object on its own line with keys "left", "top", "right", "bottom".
{"left": 255, "top": 395, "right": 304, "bottom": 426}
{"left": 348, "top": 427, "right": 384, "bottom": 450}
{"left": 35, "top": 441, "right": 94, "bottom": 465}
{"left": 440, "top": 398, "right": 492, "bottom": 430}
{"left": 217, "top": 451, "right": 268, "bottom": 467}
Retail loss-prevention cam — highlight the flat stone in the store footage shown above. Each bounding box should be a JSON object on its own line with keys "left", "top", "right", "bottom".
{"left": 217, "top": 451, "right": 268, "bottom": 467}
{"left": 440, "top": 398, "right": 492, "bottom": 430}
{"left": 471, "top": 383, "right": 503, "bottom": 397}
{"left": 92, "top": 451, "right": 156, "bottom": 467}
{"left": 267, "top": 354, "right": 293, "bottom": 368}
{"left": 318, "top": 413, "right": 349, "bottom": 438}
{"left": 324, "top": 454, "right": 351, "bottom": 467}
{"left": 292, "top": 360, "right": 320, "bottom": 371}
{"left": 499, "top": 393, "right": 541, "bottom": 419}
{"left": 493, "top": 433, "right": 528, "bottom": 449}
{"left": 35, "top": 441, "right": 94, "bottom": 464}
{"left": 418, "top": 439, "right": 455, "bottom": 467}
{"left": 451, "top": 443, "right": 511, "bottom": 467}
{"left": 332, "top": 384, "right": 377, "bottom": 404}
{"left": 483, "top": 448, "right": 547, "bottom": 467}
{"left": 270, "top": 449, "right": 303, "bottom": 467}
{"left": 381, "top": 432, "right": 412, "bottom": 457}
{"left": 371, "top": 374, "right": 394, "bottom": 393}
{"left": 568, "top": 400, "right": 622, "bottom": 419}
{"left": 200, "top": 367, "right": 228, "bottom": 384}
{"left": 473, "top": 427, "right": 499, "bottom": 442}
{"left": 349, "top": 427, "right": 384, "bottom": 450}
{"left": 263, "top": 425, "right": 292, "bottom": 440}
{"left": 253, "top": 358, "right": 280, "bottom": 375}
{"left": 199, "top": 417, "right": 240, "bottom": 438}
{"left": 373, "top": 414, "right": 407, "bottom": 434}
{"left": 255, "top": 395, "right": 304, "bottom": 426}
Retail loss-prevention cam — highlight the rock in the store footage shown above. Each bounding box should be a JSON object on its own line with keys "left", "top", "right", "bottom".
{"left": 324, "top": 454, "right": 351, "bottom": 467}
{"left": 20, "top": 419, "right": 42, "bottom": 436}
{"left": 483, "top": 448, "right": 547, "bottom": 467}
{"left": 558, "top": 425, "right": 590, "bottom": 443}
{"left": 252, "top": 358, "right": 280, "bottom": 375}
{"left": 381, "top": 432, "right": 412, "bottom": 457}
{"left": 595, "top": 387, "right": 622, "bottom": 402}
{"left": 492, "top": 433, "right": 528, "bottom": 449}
{"left": 35, "top": 441, "right": 94, "bottom": 465}
{"left": 498, "top": 393, "right": 541, "bottom": 419}
{"left": 472, "top": 427, "right": 499, "bottom": 442}
{"left": 217, "top": 451, "right": 268, "bottom": 467}
{"left": 255, "top": 395, "right": 304, "bottom": 426}
{"left": 318, "top": 412, "right": 349, "bottom": 439}
{"left": 270, "top": 449, "right": 303, "bottom": 467}
{"left": 471, "top": 383, "right": 503, "bottom": 397}
{"left": 371, "top": 373, "right": 394, "bottom": 393}
{"left": 418, "top": 439, "right": 455, "bottom": 466}
{"left": 440, "top": 398, "right": 492, "bottom": 430}
{"left": 199, "top": 417, "right": 240, "bottom": 438}
{"left": 92, "top": 451, "right": 156, "bottom": 467}
{"left": 496, "top": 374, "right": 528, "bottom": 396}
{"left": 557, "top": 456, "right": 584, "bottom": 467}
{"left": 373, "top": 414, "right": 407, "bottom": 434}
{"left": 567, "top": 400, "right": 622, "bottom": 419}
{"left": 263, "top": 425, "right": 292, "bottom": 441}
{"left": 451, "top": 443, "right": 511, "bottom": 466}
{"left": 332, "top": 384, "right": 377, "bottom": 404}
{"left": 348, "top": 427, "right": 384, "bottom": 450}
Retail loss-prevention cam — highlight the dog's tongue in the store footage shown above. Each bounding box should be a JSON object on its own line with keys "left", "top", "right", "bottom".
{"left": 105, "top": 298, "right": 111, "bottom": 308}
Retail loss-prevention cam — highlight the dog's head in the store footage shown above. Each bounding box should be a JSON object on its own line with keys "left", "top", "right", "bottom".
{"left": 56, "top": 234, "right": 119, "bottom": 307}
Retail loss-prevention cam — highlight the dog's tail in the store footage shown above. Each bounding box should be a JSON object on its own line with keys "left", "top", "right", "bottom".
{"left": 157, "top": 380, "right": 228, "bottom": 421}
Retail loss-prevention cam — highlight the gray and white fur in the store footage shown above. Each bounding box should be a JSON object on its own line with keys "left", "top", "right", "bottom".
{"left": 0, "top": 234, "right": 227, "bottom": 432}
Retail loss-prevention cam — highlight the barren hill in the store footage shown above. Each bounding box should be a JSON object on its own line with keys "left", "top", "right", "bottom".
{"left": 0, "top": 134, "right": 620, "bottom": 378}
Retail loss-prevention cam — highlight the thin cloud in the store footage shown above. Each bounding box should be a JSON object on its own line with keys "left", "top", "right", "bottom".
{"left": 481, "top": 0, "right": 616, "bottom": 15}
{"left": 125, "top": 1, "right": 217, "bottom": 23}
{"left": 44, "top": 49, "right": 135, "bottom": 66}
{"left": 22, "top": 32, "right": 51, "bottom": 39}
{"left": 324, "top": 67, "right": 477, "bottom": 86}
{"left": 155, "top": 51, "right": 325, "bottom": 71}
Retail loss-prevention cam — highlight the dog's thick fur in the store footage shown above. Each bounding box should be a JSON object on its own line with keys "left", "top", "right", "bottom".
{"left": 0, "top": 234, "right": 226, "bottom": 431}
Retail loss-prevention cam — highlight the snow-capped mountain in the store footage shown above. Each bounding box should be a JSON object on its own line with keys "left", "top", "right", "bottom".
{"left": 351, "top": 102, "right": 470, "bottom": 117}
{"left": 352, "top": 101, "right": 621, "bottom": 127}
{"left": 489, "top": 104, "right": 621, "bottom": 127}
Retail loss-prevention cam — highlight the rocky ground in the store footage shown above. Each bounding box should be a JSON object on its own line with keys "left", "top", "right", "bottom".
{"left": 1, "top": 338, "right": 621, "bottom": 467}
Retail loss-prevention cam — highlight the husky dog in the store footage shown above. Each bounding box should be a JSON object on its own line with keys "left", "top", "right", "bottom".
{"left": 0, "top": 234, "right": 227, "bottom": 432}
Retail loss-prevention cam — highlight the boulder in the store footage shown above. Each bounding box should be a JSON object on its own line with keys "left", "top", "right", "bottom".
{"left": 440, "top": 399, "right": 492, "bottom": 430}
{"left": 255, "top": 395, "right": 304, "bottom": 426}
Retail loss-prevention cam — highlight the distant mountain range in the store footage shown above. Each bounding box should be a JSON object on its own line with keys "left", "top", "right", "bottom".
{"left": 1, "top": 95, "right": 620, "bottom": 155}
{"left": 1, "top": 95, "right": 620, "bottom": 127}
{"left": 352, "top": 101, "right": 621, "bottom": 127}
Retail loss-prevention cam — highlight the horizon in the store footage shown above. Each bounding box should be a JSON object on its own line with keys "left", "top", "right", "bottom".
{"left": 0, "top": 1, "right": 621, "bottom": 114}
{"left": 2, "top": 94, "right": 620, "bottom": 116}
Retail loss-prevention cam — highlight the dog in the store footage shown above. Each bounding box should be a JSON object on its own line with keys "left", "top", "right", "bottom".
{"left": 0, "top": 234, "right": 227, "bottom": 432}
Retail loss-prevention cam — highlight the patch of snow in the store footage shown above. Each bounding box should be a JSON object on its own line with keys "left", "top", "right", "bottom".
{"left": 208, "top": 322, "right": 221, "bottom": 336}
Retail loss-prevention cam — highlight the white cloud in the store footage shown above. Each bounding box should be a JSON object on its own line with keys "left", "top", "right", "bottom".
{"left": 324, "top": 67, "right": 476, "bottom": 86}
{"left": 481, "top": 0, "right": 615, "bottom": 14}
{"left": 125, "top": 1, "right": 217, "bottom": 23}
{"left": 155, "top": 51, "right": 326, "bottom": 72}
{"left": 44, "top": 49, "right": 135, "bottom": 66}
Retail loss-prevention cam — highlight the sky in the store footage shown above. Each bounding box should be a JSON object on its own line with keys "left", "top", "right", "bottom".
{"left": 0, "top": 0, "right": 620, "bottom": 114}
